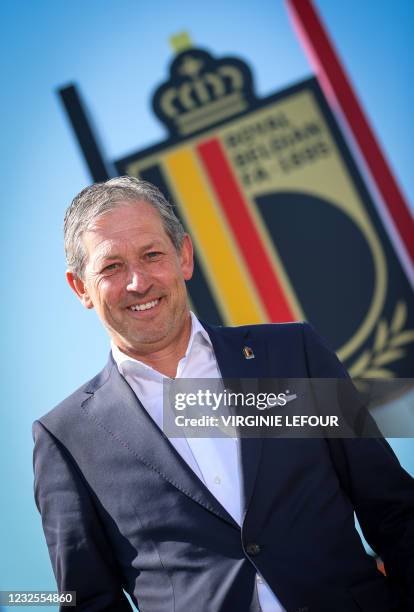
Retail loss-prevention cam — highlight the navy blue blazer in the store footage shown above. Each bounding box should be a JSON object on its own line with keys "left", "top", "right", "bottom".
{"left": 33, "top": 322, "right": 414, "bottom": 611}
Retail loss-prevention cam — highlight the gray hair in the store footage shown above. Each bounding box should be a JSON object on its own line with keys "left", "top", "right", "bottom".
{"left": 64, "top": 176, "right": 186, "bottom": 278}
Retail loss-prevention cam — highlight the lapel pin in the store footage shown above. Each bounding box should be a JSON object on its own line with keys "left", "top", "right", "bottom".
{"left": 243, "top": 346, "right": 255, "bottom": 360}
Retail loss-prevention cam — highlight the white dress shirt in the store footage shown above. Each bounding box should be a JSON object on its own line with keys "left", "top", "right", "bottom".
{"left": 112, "top": 312, "right": 284, "bottom": 612}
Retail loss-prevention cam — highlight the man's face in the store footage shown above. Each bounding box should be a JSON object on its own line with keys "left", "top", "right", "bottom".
{"left": 67, "top": 201, "right": 194, "bottom": 358}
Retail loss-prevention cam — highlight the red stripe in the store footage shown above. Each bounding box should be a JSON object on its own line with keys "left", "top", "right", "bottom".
{"left": 197, "top": 138, "right": 296, "bottom": 322}
{"left": 286, "top": 0, "right": 414, "bottom": 266}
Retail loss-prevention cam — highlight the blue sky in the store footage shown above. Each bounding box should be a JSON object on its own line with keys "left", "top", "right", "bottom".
{"left": 1, "top": 1, "right": 413, "bottom": 607}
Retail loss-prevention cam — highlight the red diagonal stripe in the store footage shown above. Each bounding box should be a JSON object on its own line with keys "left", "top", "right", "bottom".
{"left": 286, "top": 0, "right": 414, "bottom": 266}
{"left": 197, "top": 138, "right": 296, "bottom": 322}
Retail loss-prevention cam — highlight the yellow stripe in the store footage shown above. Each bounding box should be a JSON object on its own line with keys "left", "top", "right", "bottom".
{"left": 164, "top": 147, "right": 266, "bottom": 325}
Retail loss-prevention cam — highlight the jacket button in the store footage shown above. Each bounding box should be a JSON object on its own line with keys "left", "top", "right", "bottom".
{"left": 246, "top": 543, "right": 261, "bottom": 556}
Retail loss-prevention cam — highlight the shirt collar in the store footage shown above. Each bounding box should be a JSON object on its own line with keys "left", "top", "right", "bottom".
{"left": 111, "top": 311, "right": 212, "bottom": 378}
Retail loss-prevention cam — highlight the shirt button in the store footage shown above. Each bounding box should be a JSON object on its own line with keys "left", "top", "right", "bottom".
{"left": 214, "top": 476, "right": 221, "bottom": 484}
{"left": 246, "top": 543, "right": 261, "bottom": 556}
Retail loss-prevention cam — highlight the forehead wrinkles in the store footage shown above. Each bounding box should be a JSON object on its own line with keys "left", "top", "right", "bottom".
{"left": 85, "top": 214, "right": 165, "bottom": 247}
{"left": 87, "top": 202, "right": 164, "bottom": 235}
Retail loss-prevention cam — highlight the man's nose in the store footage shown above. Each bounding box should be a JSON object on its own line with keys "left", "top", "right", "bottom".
{"left": 126, "top": 267, "right": 151, "bottom": 293}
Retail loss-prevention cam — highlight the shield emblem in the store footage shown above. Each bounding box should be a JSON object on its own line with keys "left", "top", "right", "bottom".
{"left": 111, "top": 47, "right": 414, "bottom": 377}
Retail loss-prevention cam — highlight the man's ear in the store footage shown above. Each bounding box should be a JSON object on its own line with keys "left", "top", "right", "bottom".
{"left": 179, "top": 234, "right": 194, "bottom": 281}
{"left": 66, "top": 271, "right": 94, "bottom": 309}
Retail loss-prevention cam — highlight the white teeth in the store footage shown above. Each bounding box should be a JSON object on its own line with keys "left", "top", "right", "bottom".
{"left": 130, "top": 299, "right": 159, "bottom": 312}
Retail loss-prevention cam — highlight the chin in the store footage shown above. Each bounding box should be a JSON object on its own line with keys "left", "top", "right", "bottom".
{"left": 128, "top": 327, "right": 170, "bottom": 348}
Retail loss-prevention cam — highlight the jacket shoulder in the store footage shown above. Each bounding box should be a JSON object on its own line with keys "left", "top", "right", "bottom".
{"left": 35, "top": 359, "right": 114, "bottom": 433}
{"left": 203, "top": 320, "right": 345, "bottom": 378}
{"left": 205, "top": 320, "right": 307, "bottom": 338}
{"left": 241, "top": 321, "right": 306, "bottom": 337}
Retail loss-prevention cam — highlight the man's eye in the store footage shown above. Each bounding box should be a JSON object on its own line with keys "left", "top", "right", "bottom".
{"left": 146, "top": 251, "right": 162, "bottom": 260}
{"left": 102, "top": 263, "right": 121, "bottom": 272}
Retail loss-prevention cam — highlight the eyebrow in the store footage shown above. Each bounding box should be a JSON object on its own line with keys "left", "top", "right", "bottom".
{"left": 97, "top": 254, "right": 122, "bottom": 263}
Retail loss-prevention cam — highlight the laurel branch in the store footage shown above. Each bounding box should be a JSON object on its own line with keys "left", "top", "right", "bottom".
{"left": 348, "top": 301, "right": 414, "bottom": 378}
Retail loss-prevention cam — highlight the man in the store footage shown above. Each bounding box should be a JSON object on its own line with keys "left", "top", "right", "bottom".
{"left": 33, "top": 176, "right": 414, "bottom": 612}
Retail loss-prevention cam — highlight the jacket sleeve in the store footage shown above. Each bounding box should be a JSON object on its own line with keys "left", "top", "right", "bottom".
{"left": 33, "top": 420, "right": 133, "bottom": 612}
{"left": 302, "top": 322, "right": 414, "bottom": 609}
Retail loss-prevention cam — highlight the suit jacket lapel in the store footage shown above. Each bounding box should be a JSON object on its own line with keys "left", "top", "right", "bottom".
{"left": 84, "top": 358, "right": 238, "bottom": 528}
{"left": 202, "top": 324, "right": 269, "bottom": 514}
{"left": 84, "top": 323, "right": 272, "bottom": 527}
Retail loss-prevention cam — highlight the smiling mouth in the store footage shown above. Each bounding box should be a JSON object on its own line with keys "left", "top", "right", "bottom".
{"left": 128, "top": 298, "right": 160, "bottom": 312}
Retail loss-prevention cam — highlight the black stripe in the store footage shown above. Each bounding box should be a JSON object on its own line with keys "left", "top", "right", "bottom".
{"left": 58, "top": 84, "right": 110, "bottom": 182}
